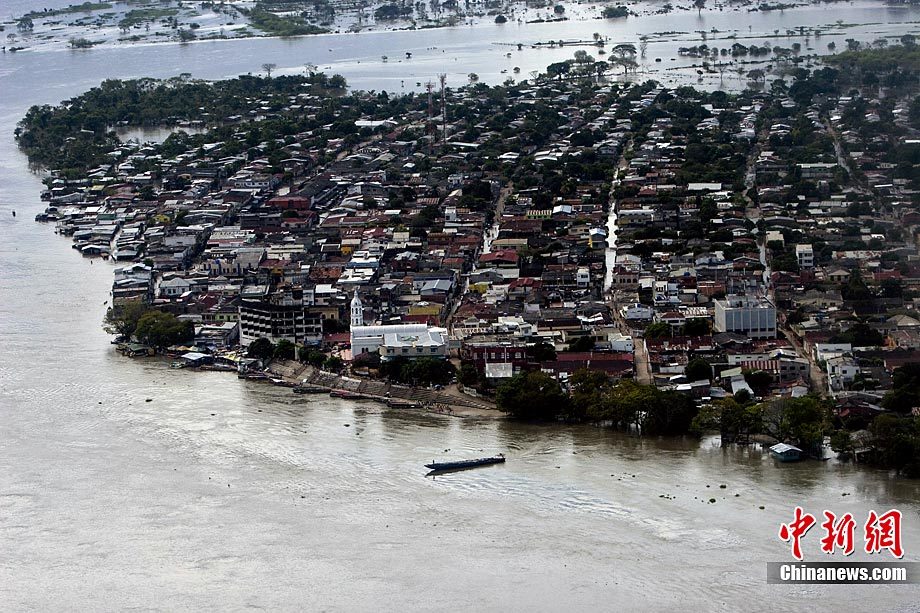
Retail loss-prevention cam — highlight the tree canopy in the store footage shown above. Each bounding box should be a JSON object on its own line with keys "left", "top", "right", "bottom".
{"left": 133, "top": 310, "right": 194, "bottom": 349}
{"left": 496, "top": 371, "right": 570, "bottom": 420}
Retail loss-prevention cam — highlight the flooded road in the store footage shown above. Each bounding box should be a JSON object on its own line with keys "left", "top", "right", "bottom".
{"left": 2, "top": 5, "right": 920, "bottom": 610}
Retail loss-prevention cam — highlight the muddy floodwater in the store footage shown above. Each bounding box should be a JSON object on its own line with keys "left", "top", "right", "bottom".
{"left": 2, "top": 4, "right": 920, "bottom": 610}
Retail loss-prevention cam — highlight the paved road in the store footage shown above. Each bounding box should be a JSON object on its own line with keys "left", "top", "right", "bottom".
{"left": 779, "top": 325, "right": 828, "bottom": 395}
{"left": 632, "top": 336, "right": 653, "bottom": 385}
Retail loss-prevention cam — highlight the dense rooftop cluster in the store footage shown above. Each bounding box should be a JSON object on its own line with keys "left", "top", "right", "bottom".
{"left": 19, "top": 47, "right": 920, "bottom": 473}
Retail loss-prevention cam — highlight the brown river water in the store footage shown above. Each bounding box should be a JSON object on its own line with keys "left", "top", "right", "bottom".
{"left": 1, "top": 4, "right": 919, "bottom": 610}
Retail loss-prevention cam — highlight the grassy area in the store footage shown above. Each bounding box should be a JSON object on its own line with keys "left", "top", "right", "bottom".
{"left": 25, "top": 2, "right": 113, "bottom": 19}
{"left": 118, "top": 7, "right": 179, "bottom": 29}
{"left": 247, "top": 6, "right": 328, "bottom": 37}
{"left": 825, "top": 43, "right": 920, "bottom": 74}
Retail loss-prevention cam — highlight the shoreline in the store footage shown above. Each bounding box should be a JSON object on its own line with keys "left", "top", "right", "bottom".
{"left": 264, "top": 360, "right": 503, "bottom": 418}
{"left": 167, "top": 353, "right": 505, "bottom": 418}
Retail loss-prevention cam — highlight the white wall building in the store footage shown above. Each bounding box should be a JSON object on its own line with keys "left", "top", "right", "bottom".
{"left": 622, "top": 303, "right": 655, "bottom": 321}
{"left": 349, "top": 289, "right": 448, "bottom": 358}
{"left": 795, "top": 244, "right": 814, "bottom": 269}
{"left": 351, "top": 324, "right": 448, "bottom": 359}
{"left": 714, "top": 295, "right": 776, "bottom": 339}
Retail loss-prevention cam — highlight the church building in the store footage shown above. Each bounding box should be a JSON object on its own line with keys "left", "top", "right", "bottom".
{"left": 349, "top": 290, "right": 448, "bottom": 360}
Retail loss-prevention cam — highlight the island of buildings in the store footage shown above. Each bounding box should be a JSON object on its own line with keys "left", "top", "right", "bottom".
{"left": 20, "top": 46, "right": 920, "bottom": 472}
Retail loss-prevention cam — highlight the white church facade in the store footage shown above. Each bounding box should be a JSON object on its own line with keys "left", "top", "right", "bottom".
{"left": 349, "top": 290, "right": 448, "bottom": 360}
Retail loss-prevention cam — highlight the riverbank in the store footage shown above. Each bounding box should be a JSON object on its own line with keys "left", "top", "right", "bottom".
{"left": 264, "top": 360, "right": 503, "bottom": 418}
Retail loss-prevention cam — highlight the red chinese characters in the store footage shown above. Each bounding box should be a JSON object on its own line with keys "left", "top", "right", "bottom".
{"left": 779, "top": 507, "right": 905, "bottom": 560}
{"left": 779, "top": 506, "right": 817, "bottom": 560}
{"left": 865, "top": 509, "right": 904, "bottom": 559}
{"left": 820, "top": 511, "right": 856, "bottom": 556}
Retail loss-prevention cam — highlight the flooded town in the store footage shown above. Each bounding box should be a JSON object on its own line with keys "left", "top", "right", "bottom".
{"left": 2, "top": 0, "right": 920, "bottom": 610}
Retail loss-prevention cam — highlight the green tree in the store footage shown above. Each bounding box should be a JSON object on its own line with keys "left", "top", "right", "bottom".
{"left": 496, "top": 371, "right": 570, "bottom": 420}
{"left": 830, "top": 322, "right": 884, "bottom": 346}
{"left": 762, "top": 396, "right": 829, "bottom": 453}
{"left": 458, "top": 362, "right": 480, "bottom": 387}
{"left": 881, "top": 363, "right": 920, "bottom": 414}
{"left": 247, "top": 337, "right": 275, "bottom": 361}
{"left": 841, "top": 270, "right": 872, "bottom": 301}
{"left": 682, "top": 318, "right": 710, "bottom": 336}
{"left": 300, "top": 348, "right": 326, "bottom": 367}
{"left": 693, "top": 397, "right": 763, "bottom": 442}
{"left": 324, "top": 355, "right": 344, "bottom": 372}
{"left": 527, "top": 340, "right": 557, "bottom": 362}
{"left": 275, "top": 339, "right": 296, "bottom": 360}
{"left": 133, "top": 310, "right": 194, "bottom": 349}
{"left": 743, "top": 369, "right": 773, "bottom": 396}
{"left": 644, "top": 321, "right": 671, "bottom": 339}
{"left": 870, "top": 414, "right": 920, "bottom": 475}
{"left": 685, "top": 358, "right": 712, "bottom": 382}
{"left": 103, "top": 300, "right": 150, "bottom": 338}
{"left": 602, "top": 6, "right": 628, "bottom": 18}
{"left": 568, "top": 368, "right": 612, "bottom": 422}
{"left": 405, "top": 357, "right": 456, "bottom": 385}
{"left": 546, "top": 61, "right": 571, "bottom": 81}
{"left": 830, "top": 429, "right": 854, "bottom": 456}
{"left": 567, "top": 336, "right": 595, "bottom": 352}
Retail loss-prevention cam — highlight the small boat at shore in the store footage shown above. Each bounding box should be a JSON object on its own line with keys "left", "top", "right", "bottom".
{"left": 293, "top": 385, "right": 328, "bottom": 394}
{"left": 386, "top": 398, "right": 422, "bottom": 409}
{"left": 425, "top": 454, "right": 505, "bottom": 472}
{"left": 329, "top": 389, "right": 362, "bottom": 399}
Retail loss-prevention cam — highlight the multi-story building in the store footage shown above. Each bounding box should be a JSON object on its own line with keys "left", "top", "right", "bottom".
{"left": 795, "top": 244, "right": 814, "bottom": 269}
{"left": 714, "top": 295, "right": 777, "bottom": 339}
{"left": 239, "top": 285, "right": 324, "bottom": 346}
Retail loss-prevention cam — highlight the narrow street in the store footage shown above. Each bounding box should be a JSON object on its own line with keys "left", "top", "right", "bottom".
{"left": 632, "top": 337, "right": 653, "bottom": 385}
{"left": 446, "top": 182, "right": 512, "bottom": 332}
{"left": 780, "top": 326, "right": 828, "bottom": 396}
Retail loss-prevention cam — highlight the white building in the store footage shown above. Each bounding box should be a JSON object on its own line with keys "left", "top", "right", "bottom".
{"left": 826, "top": 355, "right": 859, "bottom": 392}
{"left": 795, "top": 244, "right": 814, "bottom": 269}
{"left": 714, "top": 295, "right": 776, "bottom": 339}
{"left": 379, "top": 327, "right": 449, "bottom": 360}
{"left": 351, "top": 324, "right": 448, "bottom": 359}
{"left": 608, "top": 332, "right": 634, "bottom": 352}
{"left": 350, "top": 289, "right": 364, "bottom": 327}
{"left": 622, "top": 303, "right": 655, "bottom": 321}
{"left": 348, "top": 291, "right": 447, "bottom": 359}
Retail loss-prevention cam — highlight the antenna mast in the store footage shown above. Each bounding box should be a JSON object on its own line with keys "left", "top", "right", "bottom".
{"left": 439, "top": 73, "right": 447, "bottom": 143}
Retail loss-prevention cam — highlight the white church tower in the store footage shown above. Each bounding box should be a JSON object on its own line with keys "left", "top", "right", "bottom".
{"left": 350, "top": 289, "right": 364, "bottom": 328}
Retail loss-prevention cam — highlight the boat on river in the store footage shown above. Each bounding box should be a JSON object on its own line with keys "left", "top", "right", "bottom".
{"left": 293, "top": 385, "right": 328, "bottom": 394}
{"left": 425, "top": 454, "right": 505, "bottom": 472}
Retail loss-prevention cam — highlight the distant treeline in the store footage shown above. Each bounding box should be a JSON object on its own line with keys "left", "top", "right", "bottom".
{"left": 15, "top": 74, "right": 345, "bottom": 176}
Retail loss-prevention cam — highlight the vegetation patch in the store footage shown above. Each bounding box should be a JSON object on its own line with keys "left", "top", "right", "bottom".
{"left": 246, "top": 6, "right": 328, "bottom": 36}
